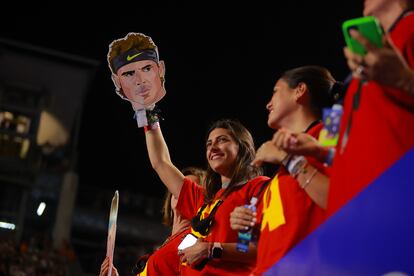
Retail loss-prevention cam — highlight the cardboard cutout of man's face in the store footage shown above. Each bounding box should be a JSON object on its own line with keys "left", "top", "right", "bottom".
{"left": 112, "top": 58, "right": 166, "bottom": 110}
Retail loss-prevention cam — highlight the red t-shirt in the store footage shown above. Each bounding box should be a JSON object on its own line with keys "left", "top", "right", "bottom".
{"left": 328, "top": 12, "right": 414, "bottom": 216}
{"left": 176, "top": 175, "right": 270, "bottom": 276}
{"left": 254, "top": 122, "right": 328, "bottom": 275}
{"left": 137, "top": 228, "right": 190, "bottom": 276}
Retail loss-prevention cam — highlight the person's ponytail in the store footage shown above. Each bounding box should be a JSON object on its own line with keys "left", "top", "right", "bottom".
{"left": 329, "top": 81, "right": 345, "bottom": 104}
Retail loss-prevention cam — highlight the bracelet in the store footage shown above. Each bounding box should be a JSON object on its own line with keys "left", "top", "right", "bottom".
{"left": 300, "top": 168, "right": 318, "bottom": 189}
{"left": 281, "top": 154, "right": 291, "bottom": 168}
{"left": 144, "top": 121, "right": 160, "bottom": 133}
{"left": 146, "top": 108, "right": 162, "bottom": 126}
{"left": 287, "top": 155, "right": 306, "bottom": 178}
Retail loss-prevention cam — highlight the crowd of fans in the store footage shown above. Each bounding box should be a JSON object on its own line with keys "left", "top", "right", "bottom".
{"left": 0, "top": 235, "right": 76, "bottom": 276}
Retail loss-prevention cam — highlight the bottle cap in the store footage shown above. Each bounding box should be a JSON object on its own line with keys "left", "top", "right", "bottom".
{"left": 250, "top": 197, "right": 258, "bottom": 206}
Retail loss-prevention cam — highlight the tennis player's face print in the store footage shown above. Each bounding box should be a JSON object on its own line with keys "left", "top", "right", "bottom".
{"left": 113, "top": 59, "right": 166, "bottom": 110}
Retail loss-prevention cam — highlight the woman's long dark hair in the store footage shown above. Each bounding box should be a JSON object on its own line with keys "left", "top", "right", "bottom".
{"left": 204, "top": 119, "right": 262, "bottom": 203}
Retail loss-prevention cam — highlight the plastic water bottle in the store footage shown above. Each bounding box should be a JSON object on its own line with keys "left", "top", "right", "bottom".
{"left": 236, "top": 197, "right": 258, "bottom": 252}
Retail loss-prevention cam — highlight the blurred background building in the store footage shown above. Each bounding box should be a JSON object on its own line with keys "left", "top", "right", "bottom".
{"left": 0, "top": 39, "right": 169, "bottom": 275}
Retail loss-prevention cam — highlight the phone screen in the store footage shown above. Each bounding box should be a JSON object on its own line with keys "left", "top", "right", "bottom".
{"left": 178, "top": 234, "right": 198, "bottom": 250}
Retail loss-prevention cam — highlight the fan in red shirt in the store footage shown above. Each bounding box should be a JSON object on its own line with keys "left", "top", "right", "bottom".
{"left": 177, "top": 173, "right": 269, "bottom": 275}
{"left": 144, "top": 118, "right": 269, "bottom": 275}
{"left": 230, "top": 66, "right": 342, "bottom": 275}
{"left": 328, "top": 0, "right": 414, "bottom": 215}
{"left": 249, "top": 0, "right": 414, "bottom": 249}
{"left": 134, "top": 167, "right": 206, "bottom": 276}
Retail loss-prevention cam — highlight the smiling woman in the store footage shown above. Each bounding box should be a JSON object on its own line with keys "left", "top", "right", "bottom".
{"left": 143, "top": 117, "right": 269, "bottom": 275}
{"left": 230, "top": 65, "right": 341, "bottom": 275}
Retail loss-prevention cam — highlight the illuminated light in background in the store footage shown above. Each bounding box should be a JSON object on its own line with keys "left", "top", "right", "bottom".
{"left": 37, "top": 202, "right": 46, "bottom": 216}
{"left": 37, "top": 111, "right": 69, "bottom": 146}
{"left": 0, "top": 221, "right": 16, "bottom": 230}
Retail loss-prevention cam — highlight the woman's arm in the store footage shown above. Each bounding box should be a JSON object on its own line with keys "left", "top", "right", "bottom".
{"left": 295, "top": 162, "right": 329, "bottom": 209}
{"left": 180, "top": 241, "right": 256, "bottom": 266}
{"left": 220, "top": 243, "right": 257, "bottom": 263}
{"left": 272, "top": 128, "right": 328, "bottom": 163}
{"left": 272, "top": 129, "right": 330, "bottom": 209}
{"left": 145, "top": 126, "right": 185, "bottom": 199}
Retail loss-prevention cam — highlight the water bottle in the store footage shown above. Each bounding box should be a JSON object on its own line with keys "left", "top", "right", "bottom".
{"left": 236, "top": 197, "right": 258, "bottom": 253}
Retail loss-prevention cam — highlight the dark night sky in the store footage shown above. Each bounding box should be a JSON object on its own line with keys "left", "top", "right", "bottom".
{"left": 1, "top": 2, "right": 361, "bottom": 198}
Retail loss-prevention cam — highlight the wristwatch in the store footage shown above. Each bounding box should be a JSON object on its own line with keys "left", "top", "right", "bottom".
{"left": 211, "top": 242, "right": 223, "bottom": 259}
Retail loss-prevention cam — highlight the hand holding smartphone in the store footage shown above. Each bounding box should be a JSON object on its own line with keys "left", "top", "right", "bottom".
{"left": 177, "top": 233, "right": 209, "bottom": 270}
{"left": 178, "top": 233, "right": 198, "bottom": 252}
{"left": 342, "top": 16, "right": 384, "bottom": 55}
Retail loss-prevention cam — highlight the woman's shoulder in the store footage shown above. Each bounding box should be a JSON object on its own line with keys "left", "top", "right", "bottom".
{"left": 247, "top": 175, "right": 271, "bottom": 186}
{"left": 400, "top": 11, "right": 414, "bottom": 27}
{"left": 235, "top": 176, "right": 270, "bottom": 198}
{"left": 183, "top": 176, "right": 205, "bottom": 191}
{"left": 392, "top": 12, "right": 414, "bottom": 49}
{"left": 251, "top": 175, "right": 271, "bottom": 182}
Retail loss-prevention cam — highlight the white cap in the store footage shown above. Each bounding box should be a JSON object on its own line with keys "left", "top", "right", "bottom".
{"left": 332, "top": 104, "right": 343, "bottom": 111}
{"left": 250, "top": 197, "right": 258, "bottom": 206}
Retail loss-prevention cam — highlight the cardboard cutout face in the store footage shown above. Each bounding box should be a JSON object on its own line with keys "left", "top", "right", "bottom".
{"left": 113, "top": 59, "right": 166, "bottom": 110}
{"left": 108, "top": 32, "right": 166, "bottom": 111}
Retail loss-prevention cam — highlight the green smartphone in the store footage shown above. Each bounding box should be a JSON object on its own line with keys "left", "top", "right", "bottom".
{"left": 342, "top": 16, "right": 384, "bottom": 55}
